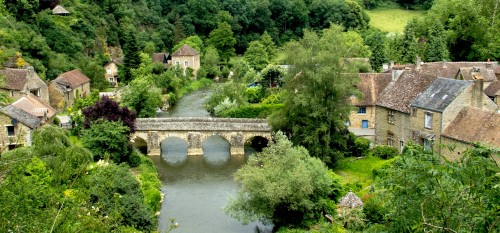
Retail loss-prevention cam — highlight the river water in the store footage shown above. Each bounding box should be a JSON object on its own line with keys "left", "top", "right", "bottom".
{"left": 153, "top": 87, "right": 271, "bottom": 233}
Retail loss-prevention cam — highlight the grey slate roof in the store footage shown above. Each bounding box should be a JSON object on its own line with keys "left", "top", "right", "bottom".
{"left": 1, "top": 105, "right": 42, "bottom": 129}
{"left": 411, "top": 78, "right": 471, "bottom": 112}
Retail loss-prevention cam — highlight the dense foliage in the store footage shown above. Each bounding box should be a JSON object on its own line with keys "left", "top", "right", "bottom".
{"left": 225, "top": 132, "right": 343, "bottom": 229}
{"left": 0, "top": 126, "right": 157, "bottom": 232}
{"left": 82, "top": 96, "right": 136, "bottom": 132}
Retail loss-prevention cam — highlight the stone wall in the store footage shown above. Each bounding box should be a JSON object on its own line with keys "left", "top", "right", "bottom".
{"left": 349, "top": 106, "right": 376, "bottom": 129}
{"left": 375, "top": 106, "right": 411, "bottom": 152}
{"left": 0, "top": 113, "right": 33, "bottom": 152}
{"left": 410, "top": 108, "right": 442, "bottom": 152}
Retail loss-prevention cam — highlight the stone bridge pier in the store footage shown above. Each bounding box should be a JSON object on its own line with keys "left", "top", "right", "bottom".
{"left": 132, "top": 117, "right": 272, "bottom": 156}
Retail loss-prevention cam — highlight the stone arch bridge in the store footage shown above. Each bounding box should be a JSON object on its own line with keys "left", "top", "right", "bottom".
{"left": 132, "top": 117, "right": 272, "bottom": 156}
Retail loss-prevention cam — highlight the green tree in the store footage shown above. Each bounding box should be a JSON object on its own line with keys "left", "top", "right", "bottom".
{"left": 269, "top": 25, "right": 359, "bottom": 168}
{"left": 401, "top": 20, "right": 419, "bottom": 64}
{"left": 200, "top": 46, "right": 221, "bottom": 79}
{"left": 424, "top": 19, "right": 449, "bottom": 62}
{"left": 172, "top": 35, "right": 203, "bottom": 54}
{"left": 225, "top": 132, "right": 341, "bottom": 229}
{"left": 364, "top": 29, "right": 389, "bottom": 72}
{"left": 121, "top": 78, "right": 162, "bottom": 118}
{"left": 207, "top": 22, "right": 236, "bottom": 62}
{"left": 244, "top": 41, "right": 268, "bottom": 71}
{"left": 259, "top": 31, "right": 277, "bottom": 60}
{"left": 379, "top": 144, "right": 500, "bottom": 232}
{"left": 4, "top": 0, "right": 40, "bottom": 22}
{"left": 122, "top": 29, "right": 141, "bottom": 83}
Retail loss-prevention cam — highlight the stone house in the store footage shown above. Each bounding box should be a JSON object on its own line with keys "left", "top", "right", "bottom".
{"left": 348, "top": 73, "right": 391, "bottom": 141}
{"left": 0, "top": 105, "right": 41, "bottom": 152}
{"left": 441, "top": 107, "right": 499, "bottom": 162}
{"left": 409, "top": 78, "right": 497, "bottom": 154}
{"left": 49, "top": 69, "right": 91, "bottom": 111}
{"left": 0, "top": 66, "right": 49, "bottom": 103}
{"left": 375, "top": 61, "right": 499, "bottom": 152}
{"left": 152, "top": 52, "right": 171, "bottom": 68}
{"left": 104, "top": 60, "right": 120, "bottom": 87}
{"left": 11, "top": 93, "right": 57, "bottom": 124}
{"left": 484, "top": 81, "right": 500, "bottom": 109}
{"left": 171, "top": 44, "right": 200, "bottom": 77}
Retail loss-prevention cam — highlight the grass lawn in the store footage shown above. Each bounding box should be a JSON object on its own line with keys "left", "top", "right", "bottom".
{"left": 366, "top": 8, "right": 426, "bottom": 33}
{"left": 334, "top": 156, "right": 397, "bottom": 196}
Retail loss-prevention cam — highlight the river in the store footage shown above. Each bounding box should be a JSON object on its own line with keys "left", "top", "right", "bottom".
{"left": 153, "top": 87, "right": 272, "bottom": 233}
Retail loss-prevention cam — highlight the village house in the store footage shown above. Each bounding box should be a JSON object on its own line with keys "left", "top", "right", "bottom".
{"left": 104, "top": 60, "right": 121, "bottom": 87}
{"left": 409, "top": 78, "right": 497, "bottom": 154}
{"left": 348, "top": 73, "right": 391, "bottom": 141}
{"left": 52, "top": 5, "right": 70, "bottom": 16}
{"left": 171, "top": 44, "right": 200, "bottom": 77}
{"left": 152, "top": 52, "right": 171, "bottom": 68}
{"left": 440, "top": 107, "right": 499, "bottom": 162}
{"left": 0, "top": 66, "right": 49, "bottom": 103}
{"left": 49, "top": 69, "right": 90, "bottom": 111}
{"left": 374, "top": 60, "right": 498, "bottom": 152}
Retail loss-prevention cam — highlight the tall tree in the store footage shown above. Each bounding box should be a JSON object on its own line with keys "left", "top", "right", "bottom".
{"left": 122, "top": 29, "right": 141, "bottom": 83}
{"left": 269, "top": 25, "right": 359, "bottom": 168}
{"left": 259, "top": 31, "right": 277, "bottom": 60}
{"left": 365, "top": 29, "right": 389, "bottom": 72}
{"left": 401, "top": 20, "right": 419, "bottom": 64}
{"left": 244, "top": 41, "right": 268, "bottom": 71}
{"left": 225, "top": 132, "right": 341, "bottom": 229}
{"left": 207, "top": 22, "right": 236, "bottom": 62}
{"left": 424, "top": 20, "right": 449, "bottom": 62}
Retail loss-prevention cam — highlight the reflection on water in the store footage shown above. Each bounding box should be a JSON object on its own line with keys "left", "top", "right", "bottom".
{"left": 154, "top": 87, "right": 272, "bottom": 233}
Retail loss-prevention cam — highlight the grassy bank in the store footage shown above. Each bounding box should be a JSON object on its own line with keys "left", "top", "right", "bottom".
{"left": 334, "top": 155, "right": 396, "bottom": 196}
{"left": 366, "top": 8, "right": 426, "bottom": 33}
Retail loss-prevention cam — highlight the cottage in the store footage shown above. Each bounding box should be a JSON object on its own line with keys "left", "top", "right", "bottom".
{"left": 152, "top": 53, "right": 171, "bottom": 68}
{"left": 0, "top": 105, "right": 41, "bottom": 151}
{"left": 410, "top": 78, "right": 496, "bottom": 153}
{"left": 348, "top": 73, "right": 391, "bottom": 141}
{"left": 0, "top": 66, "right": 49, "bottom": 103}
{"left": 49, "top": 69, "right": 90, "bottom": 111}
{"left": 441, "top": 107, "right": 499, "bottom": 162}
{"left": 104, "top": 60, "right": 121, "bottom": 87}
{"left": 171, "top": 44, "right": 200, "bottom": 77}
{"left": 11, "top": 94, "right": 57, "bottom": 124}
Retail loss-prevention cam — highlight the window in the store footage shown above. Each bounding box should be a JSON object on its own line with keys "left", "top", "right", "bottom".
{"left": 175, "top": 61, "right": 180, "bottom": 65}
{"left": 184, "top": 61, "right": 189, "bottom": 67}
{"left": 361, "top": 120, "right": 368, "bottom": 128}
{"left": 30, "top": 89, "right": 40, "bottom": 97}
{"left": 425, "top": 112, "right": 433, "bottom": 129}
{"left": 6, "top": 125, "right": 14, "bottom": 137}
{"left": 106, "top": 68, "right": 111, "bottom": 74}
{"left": 387, "top": 133, "right": 394, "bottom": 147}
{"left": 424, "top": 139, "right": 432, "bottom": 151}
{"left": 109, "top": 77, "right": 114, "bottom": 83}
{"left": 66, "top": 92, "right": 70, "bottom": 101}
{"left": 10, "top": 91, "right": 14, "bottom": 97}
{"left": 400, "top": 141, "right": 404, "bottom": 152}
{"left": 388, "top": 110, "right": 395, "bottom": 124}
{"left": 357, "top": 107, "right": 366, "bottom": 114}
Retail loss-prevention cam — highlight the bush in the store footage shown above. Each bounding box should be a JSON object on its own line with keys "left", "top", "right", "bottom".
{"left": 352, "top": 137, "right": 371, "bottom": 157}
{"left": 244, "top": 86, "right": 265, "bottom": 103}
{"left": 372, "top": 145, "right": 399, "bottom": 159}
{"left": 363, "top": 196, "right": 387, "bottom": 224}
{"left": 218, "top": 104, "right": 284, "bottom": 118}
{"left": 261, "top": 91, "right": 284, "bottom": 104}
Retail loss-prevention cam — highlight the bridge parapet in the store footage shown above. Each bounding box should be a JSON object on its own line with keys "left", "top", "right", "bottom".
{"left": 133, "top": 117, "right": 272, "bottom": 156}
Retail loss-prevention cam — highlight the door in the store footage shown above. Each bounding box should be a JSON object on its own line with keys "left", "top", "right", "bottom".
{"left": 361, "top": 120, "right": 368, "bottom": 128}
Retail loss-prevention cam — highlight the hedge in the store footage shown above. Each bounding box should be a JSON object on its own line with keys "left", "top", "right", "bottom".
{"left": 218, "top": 104, "right": 284, "bottom": 118}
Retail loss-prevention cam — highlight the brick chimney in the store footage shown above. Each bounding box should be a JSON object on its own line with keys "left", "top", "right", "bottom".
{"left": 486, "top": 59, "right": 492, "bottom": 69}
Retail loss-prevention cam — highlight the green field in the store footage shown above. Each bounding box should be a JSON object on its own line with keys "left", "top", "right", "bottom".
{"left": 366, "top": 8, "right": 426, "bottom": 33}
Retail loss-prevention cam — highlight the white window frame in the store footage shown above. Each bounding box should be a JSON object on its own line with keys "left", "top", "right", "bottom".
{"left": 388, "top": 110, "right": 395, "bottom": 124}
{"left": 357, "top": 106, "right": 366, "bottom": 114}
{"left": 424, "top": 112, "right": 433, "bottom": 129}
{"left": 184, "top": 61, "right": 189, "bottom": 67}
{"left": 387, "top": 133, "right": 394, "bottom": 147}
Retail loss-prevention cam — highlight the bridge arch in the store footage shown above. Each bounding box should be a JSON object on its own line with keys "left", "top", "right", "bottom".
{"left": 133, "top": 117, "right": 272, "bottom": 156}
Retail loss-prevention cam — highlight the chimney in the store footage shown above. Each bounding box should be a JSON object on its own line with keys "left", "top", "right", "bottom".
{"left": 442, "top": 61, "right": 447, "bottom": 68}
{"left": 486, "top": 59, "right": 492, "bottom": 69}
{"left": 390, "top": 61, "right": 394, "bottom": 69}
{"left": 392, "top": 69, "right": 404, "bottom": 81}
{"left": 471, "top": 78, "right": 484, "bottom": 108}
{"left": 415, "top": 56, "right": 421, "bottom": 70}
{"left": 27, "top": 66, "right": 35, "bottom": 75}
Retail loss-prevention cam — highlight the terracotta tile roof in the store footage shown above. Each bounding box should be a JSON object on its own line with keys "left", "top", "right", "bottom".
{"left": 412, "top": 78, "right": 471, "bottom": 113}
{"left": 354, "top": 73, "right": 392, "bottom": 106}
{"left": 442, "top": 107, "right": 500, "bottom": 147}
{"left": 484, "top": 81, "right": 500, "bottom": 97}
{"left": 0, "top": 68, "right": 28, "bottom": 90}
{"left": 1, "top": 105, "right": 41, "bottom": 129}
{"left": 172, "top": 44, "right": 199, "bottom": 56}
{"left": 420, "top": 62, "right": 497, "bottom": 79}
{"left": 52, "top": 5, "right": 70, "bottom": 14}
{"left": 54, "top": 69, "right": 90, "bottom": 89}
{"left": 377, "top": 70, "right": 436, "bottom": 113}
{"left": 11, "top": 94, "right": 57, "bottom": 119}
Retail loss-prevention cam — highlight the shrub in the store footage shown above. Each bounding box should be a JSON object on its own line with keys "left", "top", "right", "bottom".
{"left": 352, "top": 137, "right": 371, "bottom": 157}
{"left": 244, "top": 86, "right": 265, "bottom": 103}
{"left": 363, "top": 196, "right": 387, "bottom": 224}
{"left": 261, "top": 91, "right": 284, "bottom": 104}
{"left": 372, "top": 145, "right": 399, "bottom": 159}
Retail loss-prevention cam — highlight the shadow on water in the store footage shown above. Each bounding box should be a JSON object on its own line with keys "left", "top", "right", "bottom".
{"left": 203, "top": 136, "right": 231, "bottom": 169}
{"left": 161, "top": 137, "right": 188, "bottom": 167}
